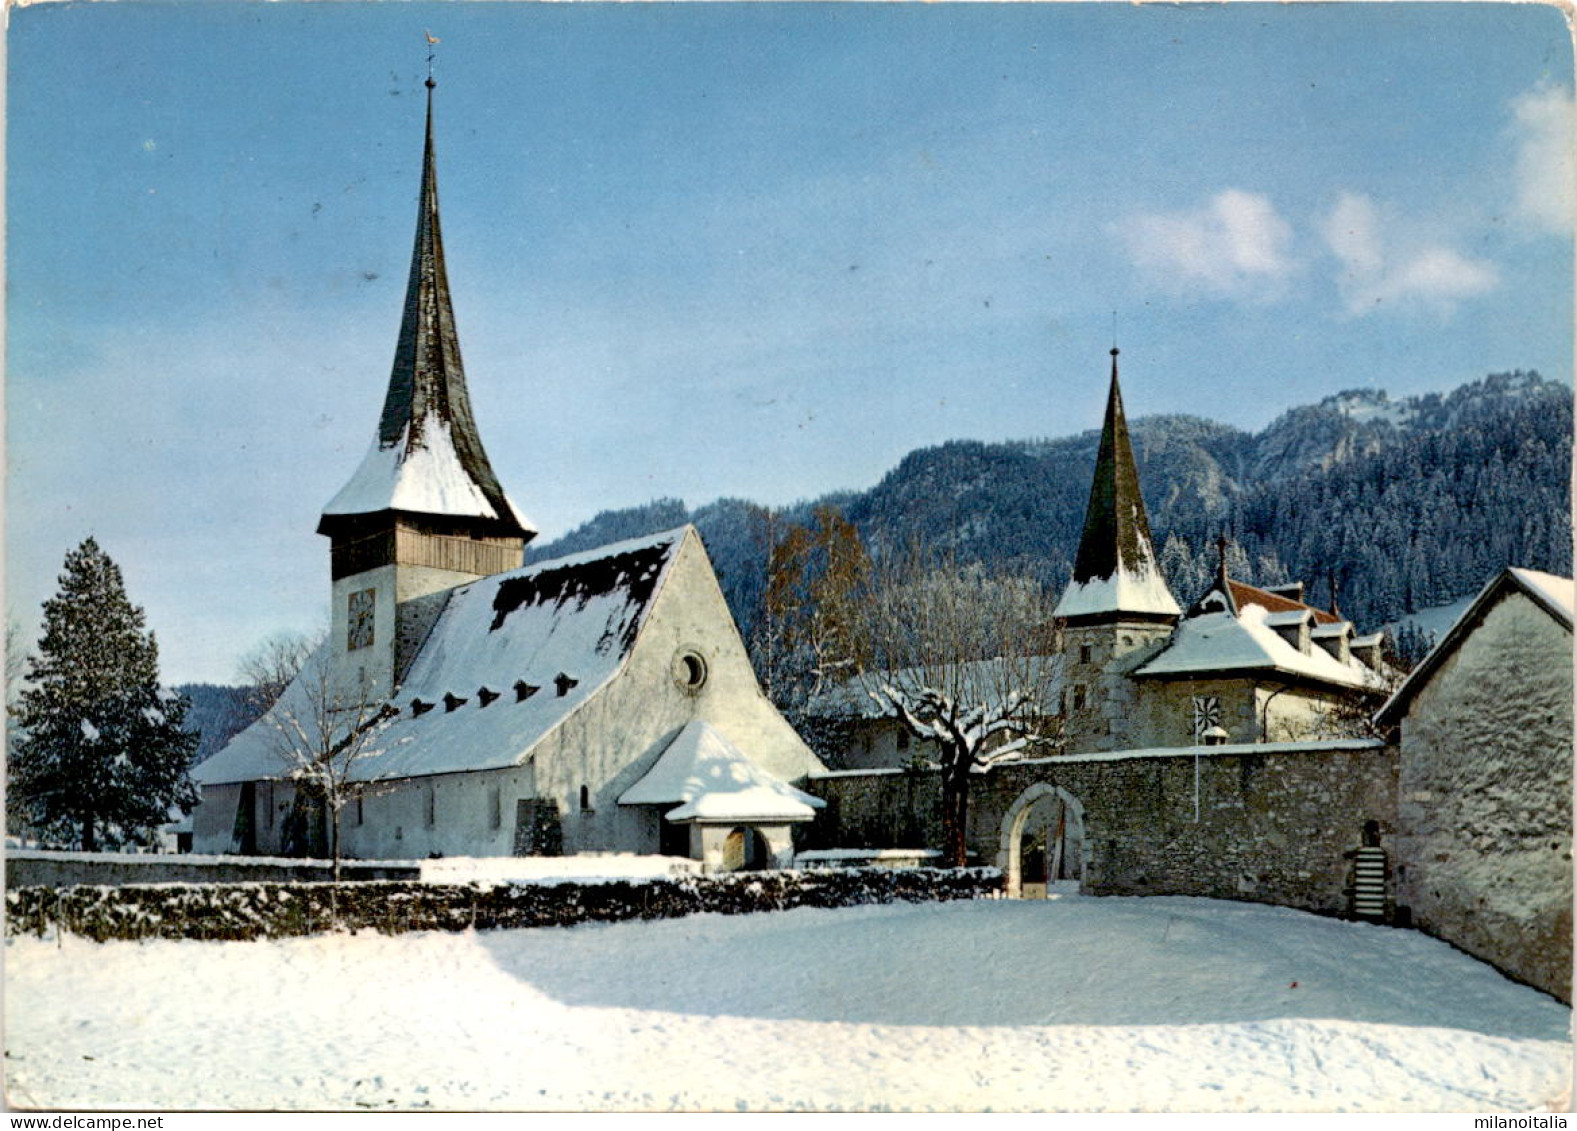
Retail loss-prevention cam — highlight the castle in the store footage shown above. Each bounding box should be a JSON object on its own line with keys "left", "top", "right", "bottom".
{"left": 190, "top": 77, "right": 1570, "bottom": 1003}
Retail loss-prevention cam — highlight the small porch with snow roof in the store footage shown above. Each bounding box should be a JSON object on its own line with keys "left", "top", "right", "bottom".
{"left": 619, "top": 721, "right": 824, "bottom": 871}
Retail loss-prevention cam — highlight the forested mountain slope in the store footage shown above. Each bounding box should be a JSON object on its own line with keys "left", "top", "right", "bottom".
{"left": 532, "top": 371, "right": 1571, "bottom": 640}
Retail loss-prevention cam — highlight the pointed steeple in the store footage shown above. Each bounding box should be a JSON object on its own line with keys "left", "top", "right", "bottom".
{"left": 1053, "top": 348, "right": 1180, "bottom": 624}
{"left": 319, "top": 78, "right": 533, "bottom": 542}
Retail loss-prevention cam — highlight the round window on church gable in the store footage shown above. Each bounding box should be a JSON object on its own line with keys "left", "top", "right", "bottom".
{"left": 672, "top": 649, "right": 709, "bottom": 695}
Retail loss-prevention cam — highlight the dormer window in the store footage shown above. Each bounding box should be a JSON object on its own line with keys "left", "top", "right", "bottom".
{"left": 555, "top": 673, "right": 579, "bottom": 697}
{"left": 478, "top": 686, "right": 500, "bottom": 707}
{"left": 514, "top": 680, "right": 540, "bottom": 703}
{"left": 1265, "top": 610, "right": 1313, "bottom": 654}
{"left": 443, "top": 691, "right": 469, "bottom": 713}
{"left": 1350, "top": 633, "right": 1384, "bottom": 670}
{"left": 1312, "top": 622, "right": 1354, "bottom": 664}
{"left": 410, "top": 698, "right": 435, "bottom": 717}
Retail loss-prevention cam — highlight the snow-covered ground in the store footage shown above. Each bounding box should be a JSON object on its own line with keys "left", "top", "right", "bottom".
{"left": 5, "top": 896, "right": 1570, "bottom": 1112}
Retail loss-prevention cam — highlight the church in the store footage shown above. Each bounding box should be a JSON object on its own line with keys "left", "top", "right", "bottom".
{"left": 191, "top": 79, "right": 825, "bottom": 868}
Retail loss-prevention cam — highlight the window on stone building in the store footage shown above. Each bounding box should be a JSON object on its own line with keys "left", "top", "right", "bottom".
{"left": 1192, "top": 696, "right": 1221, "bottom": 742}
{"left": 579, "top": 785, "right": 592, "bottom": 812}
{"left": 356, "top": 789, "right": 364, "bottom": 827}
{"left": 1073, "top": 685, "right": 1087, "bottom": 711}
{"left": 897, "top": 730, "right": 911, "bottom": 752}
{"left": 488, "top": 786, "right": 502, "bottom": 831}
{"left": 425, "top": 786, "right": 436, "bottom": 828}
{"left": 1079, "top": 644, "right": 1092, "bottom": 665}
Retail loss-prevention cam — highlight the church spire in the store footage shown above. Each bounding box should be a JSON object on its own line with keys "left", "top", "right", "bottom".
{"left": 1053, "top": 348, "right": 1180, "bottom": 624}
{"left": 319, "top": 76, "right": 533, "bottom": 542}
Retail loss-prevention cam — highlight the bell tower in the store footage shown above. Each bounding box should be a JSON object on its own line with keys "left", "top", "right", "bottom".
{"left": 1054, "top": 348, "right": 1179, "bottom": 750}
{"left": 318, "top": 74, "right": 534, "bottom": 700}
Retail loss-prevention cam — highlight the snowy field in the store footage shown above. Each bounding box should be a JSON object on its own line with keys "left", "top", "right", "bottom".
{"left": 5, "top": 895, "right": 1570, "bottom": 1112}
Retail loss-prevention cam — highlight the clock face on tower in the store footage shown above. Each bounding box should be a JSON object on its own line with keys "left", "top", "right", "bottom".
{"left": 347, "top": 588, "right": 376, "bottom": 651}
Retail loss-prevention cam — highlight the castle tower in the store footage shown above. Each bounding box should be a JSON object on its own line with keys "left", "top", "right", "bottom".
{"left": 318, "top": 76, "right": 534, "bottom": 699}
{"left": 1054, "top": 348, "right": 1179, "bottom": 750}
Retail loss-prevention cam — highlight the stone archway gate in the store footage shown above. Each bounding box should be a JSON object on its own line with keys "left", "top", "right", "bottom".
{"left": 804, "top": 740, "right": 1397, "bottom": 916}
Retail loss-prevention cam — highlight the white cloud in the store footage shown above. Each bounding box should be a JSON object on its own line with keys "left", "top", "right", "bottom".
{"left": 1510, "top": 83, "right": 1575, "bottom": 235}
{"left": 1321, "top": 192, "right": 1498, "bottom": 316}
{"left": 1121, "top": 189, "right": 1297, "bottom": 301}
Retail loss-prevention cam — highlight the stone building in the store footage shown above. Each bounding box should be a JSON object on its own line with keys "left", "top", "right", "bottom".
{"left": 191, "top": 81, "right": 823, "bottom": 867}
{"left": 1376, "top": 567, "right": 1573, "bottom": 1001}
{"left": 808, "top": 348, "right": 1390, "bottom": 768}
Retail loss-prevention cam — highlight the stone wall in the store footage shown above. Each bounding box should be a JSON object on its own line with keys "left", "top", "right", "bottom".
{"left": 807, "top": 740, "right": 1398, "bottom": 916}
{"left": 1392, "top": 588, "right": 1573, "bottom": 1002}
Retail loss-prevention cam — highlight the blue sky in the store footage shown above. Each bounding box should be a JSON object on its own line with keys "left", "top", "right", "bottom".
{"left": 7, "top": 2, "right": 1573, "bottom": 685}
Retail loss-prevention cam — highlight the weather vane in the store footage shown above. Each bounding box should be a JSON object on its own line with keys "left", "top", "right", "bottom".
{"left": 425, "top": 30, "right": 440, "bottom": 88}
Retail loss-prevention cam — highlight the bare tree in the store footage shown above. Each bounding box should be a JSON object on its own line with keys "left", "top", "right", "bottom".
{"left": 855, "top": 554, "right": 1063, "bottom": 867}
{"left": 262, "top": 651, "right": 396, "bottom": 881}
{"left": 237, "top": 630, "right": 322, "bottom": 716}
{"left": 752, "top": 505, "right": 873, "bottom": 712}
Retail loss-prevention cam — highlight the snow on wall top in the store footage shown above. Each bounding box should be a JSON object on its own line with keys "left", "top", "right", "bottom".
{"left": 194, "top": 528, "right": 688, "bottom": 786}
{"left": 1135, "top": 602, "right": 1383, "bottom": 689}
{"left": 321, "top": 415, "right": 534, "bottom": 531}
{"left": 1510, "top": 568, "right": 1575, "bottom": 626}
{"left": 1377, "top": 566, "right": 1574, "bottom": 724}
{"left": 619, "top": 720, "right": 824, "bottom": 823}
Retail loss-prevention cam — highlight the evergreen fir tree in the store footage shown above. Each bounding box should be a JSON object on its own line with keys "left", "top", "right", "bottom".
{"left": 12, "top": 538, "right": 199, "bottom": 850}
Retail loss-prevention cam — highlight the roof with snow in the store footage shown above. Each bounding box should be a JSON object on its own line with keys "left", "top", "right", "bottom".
{"left": 1376, "top": 567, "right": 1574, "bottom": 725}
{"left": 1133, "top": 593, "right": 1386, "bottom": 691}
{"left": 1207, "top": 579, "right": 1343, "bottom": 625}
{"left": 318, "top": 82, "right": 531, "bottom": 541}
{"left": 618, "top": 720, "right": 824, "bottom": 823}
{"left": 1053, "top": 349, "right": 1180, "bottom": 624}
{"left": 193, "top": 528, "right": 687, "bottom": 785}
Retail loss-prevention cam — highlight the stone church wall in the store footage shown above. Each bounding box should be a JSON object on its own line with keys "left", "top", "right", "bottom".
{"left": 1392, "top": 589, "right": 1573, "bottom": 1002}
{"left": 806, "top": 740, "right": 1398, "bottom": 916}
{"left": 529, "top": 531, "right": 825, "bottom": 856}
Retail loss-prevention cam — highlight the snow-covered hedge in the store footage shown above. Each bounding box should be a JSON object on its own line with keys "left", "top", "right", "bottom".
{"left": 6, "top": 867, "right": 1002, "bottom": 942}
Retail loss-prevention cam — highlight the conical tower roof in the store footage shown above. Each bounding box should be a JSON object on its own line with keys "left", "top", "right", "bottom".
{"left": 319, "top": 79, "right": 533, "bottom": 541}
{"left": 1054, "top": 349, "right": 1179, "bottom": 624}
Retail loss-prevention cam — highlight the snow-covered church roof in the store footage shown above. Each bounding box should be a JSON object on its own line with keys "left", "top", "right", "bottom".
{"left": 619, "top": 720, "right": 825, "bottom": 823}
{"left": 1053, "top": 350, "right": 1180, "bottom": 624}
{"left": 194, "top": 528, "right": 688, "bottom": 785}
